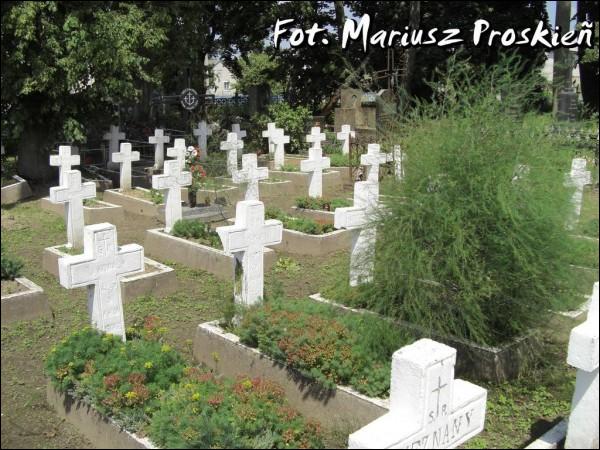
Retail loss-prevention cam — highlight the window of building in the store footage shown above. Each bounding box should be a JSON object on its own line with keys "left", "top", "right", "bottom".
{"left": 223, "top": 81, "right": 230, "bottom": 90}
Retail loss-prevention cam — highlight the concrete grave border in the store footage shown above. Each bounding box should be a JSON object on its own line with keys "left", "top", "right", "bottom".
{"left": 42, "top": 245, "right": 177, "bottom": 301}
{"left": 1, "top": 175, "right": 33, "bottom": 205}
{"left": 40, "top": 197, "right": 125, "bottom": 225}
{"left": 193, "top": 320, "right": 388, "bottom": 430}
{"left": 103, "top": 187, "right": 165, "bottom": 220}
{"left": 1, "top": 277, "right": 51, "bottom": 325}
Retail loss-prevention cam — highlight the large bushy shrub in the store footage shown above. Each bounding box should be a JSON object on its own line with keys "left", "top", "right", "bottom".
{"left": 253, "top": 102, "right": 312, "bottom": 153}
{"left": 360, "top": 56, "right": 578, "bottom": 346}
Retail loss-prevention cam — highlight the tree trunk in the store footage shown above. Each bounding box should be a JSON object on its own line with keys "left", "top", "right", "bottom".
{"left": 577, "top": 1, "right": 599, "bottom": 112}
{"left": 553, "top": 1, "right": 573, "bottom": 115}
{"left": 403, "top": 1, "right": 421, "bottom": 97}
{"left": 17, "top": 124, "right": 55, "bottom": 184}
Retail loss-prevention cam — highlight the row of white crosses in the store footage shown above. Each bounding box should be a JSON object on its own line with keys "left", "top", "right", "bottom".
{"left": 335, "top": 144, "right": 390, "bottom": 286}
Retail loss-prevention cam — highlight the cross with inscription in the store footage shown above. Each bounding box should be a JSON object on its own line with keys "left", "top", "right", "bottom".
{"left": 220, "top": 132, "right": 243, "bottom": 175}
{"left": 166, "top": 138, "right": 187, "bottom": 171}
{"left": 103, "top": 125, "right": 126, "bottom": 170}
{"left": 271, "top": 128, "right": 290, "bottom": 170}
{"left": 49, "top": 170, "right": 96, "bottom": 249}
{"left": 58, "top": 223, "right": 144, "bottom": 341}
{"left": 262, "top": 122, "right": 278, "bottom": 155}
{"left": 216, "top": 200, "right": 282, "bottom": 306}
{"left": 112, "top": 143, "right": 140, "bottom": 191}
{"left": 349, "top": 338, "right": 488, "bottom": 449}
{"left": 337, "top": 124, "right": 355, "bottom": 155}
{"left": 193, "top": 121, "right": 212, "bottom": 161}
{"left": 232, "top": 153, "right": 269, "bottom": 201}
{"left": 152, "top": 159, "right": 192, "bottom": 233}
{"left": 300, "top": 146, "right": 330, "bottom": 198}
{"left": 306, "top": 126, "right": 326, "bottom": 150}
{"left": 50, "top": 145, "right": 80, "bottom": 186}
{"left": 149, "top": 129, "right": 170, "bottom": 170}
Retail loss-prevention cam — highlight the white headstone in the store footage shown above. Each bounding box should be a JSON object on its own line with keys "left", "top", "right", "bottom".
{"left": 349, "top": 338, "right": 487, "bottom": 449}
{"left": 361, "top": 143, "right": 392, "bottom": 183}
{"left": 337, "top": 124, "right": 355, "bottom": 155}
{"left": 49, "top": 170, "right": 96, "bottom": 249}
{"left": 166, "top": 138, "right": 187, "bottom": 171}
{"left": 393, "top": 145, "right": 405, "bottom": 181}
{"left": 111, "top": 143, "right": 140, "bottom": 191}
{"left": 567, "top": 158, "right": 592, "bottom": 229}
{"left": 262, "top": 122, "right": 278, "bottom": 155}
{"left": 306, "top": 126, "right": 326, "bottom": 150}
{"left": 220, "top": 132, "right": 243, "bottom": 175}
{"left": 300, "top": 146, "right": 331, "bottom": 198}
{"left": 232, "top": 153, "right": 269, "bottom": 201}
{"left": 193, "top": 121, "right": 212, "bottom": 161}
{"left": 50, "top": 146, "right": 81, "bottom": 186}
{"left": 152, "top": 159, "right": 192, "bottom": 233}
{"left": 216, "top": 200, "right": 282, "bottom": 306}
{"left": 149, "top": 129, "right": 170, "bottom": 170}
{"left": 58, "top": 223, "right": 144, "bottom": 341}
{"left": 334, "top": 180, "right": 379, "bottom": 286}
{"left": 565, "top": 282, "right": 599, "bottom": 449}
{"left": 271, "top": 128, "right": 290, "bottom": 170}
{"left": 232, "top": 123, "right": 247, "bottom": 158}
{"left": 103, "top": 125, "right": 126, "bottom": 170}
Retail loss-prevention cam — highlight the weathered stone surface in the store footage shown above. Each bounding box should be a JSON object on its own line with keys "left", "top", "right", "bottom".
{"left": 50, "top": 145, "right": 80, "bottom": 186}
{"left": 152, "top": 159, "right": 191, "bottom": 233}
{"left": 220, "top": 132, "right": 243, "bottom": 175}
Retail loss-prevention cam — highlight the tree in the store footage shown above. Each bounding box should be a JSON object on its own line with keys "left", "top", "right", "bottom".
{"left": 577, "top": 1, "right": 599, "bottom": 112}
{"left": 1, "top": 1, "right": 167, "bottom": 181}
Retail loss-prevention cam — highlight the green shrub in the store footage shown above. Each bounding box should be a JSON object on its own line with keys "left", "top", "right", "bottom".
{"left": 329, "top": 153, "right": 350, "bottom": 167}
{"left": 295, "top": 196, "right": 351, "bottom": 211}
{"left": 359, "top": 56, "right": 579, "bottom": 346}
{"left": 148, "top": 369, "right": 323, "bottom": 449}
{"left": 171, "top": 219, "right": 222, "bottom": 249}
{"left": 254, "top": 102, "right": 312, "bottom": 153}
{"left": 236, "top": 297, "right": 413, "bottom": 398}
{"left": 265, "top": 207, "right": 334, "bottom": 235}
{"left": 1, "top": 246, "right": 23, "bottom": 280}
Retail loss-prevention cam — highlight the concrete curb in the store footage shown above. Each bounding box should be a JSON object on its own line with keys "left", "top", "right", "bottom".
{"left": 1, "top": 277, "right": 51, "bottom": 325}
{"left": 1, "top": 175, "right": 33, "bottom": 205}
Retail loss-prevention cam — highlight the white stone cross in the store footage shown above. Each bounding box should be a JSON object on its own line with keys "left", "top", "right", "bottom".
{"left": 58, "top": 223, "right": 144, "bottom": 341}
{"left": 566, "top": 158, "right": 592, "bottom": 229}
{"left": 166, "top": 138, "right": 187, "bottom": 171}
{"left": 193, "top": 121, "right": 212, "bottom": 161}
{"left": 272, "top": 128, "right": 290, "bottom": 170}
{"left": 300, "top": 146, "right": 331, "bottom": 198}
{"left": 306, "top": 126, "right": 326, "bottom": 150}
{"left": 262, "top": 122, "right": 278, "bottom": 155}
{"left": 152, "top": 159, "right": 192, "bottom": 233}
{"left": 349, "top": 338, "right": 487, "bottom": 449}
{"left": 50, "top": 145, "right": 81, "bottom": 186}
{"left": 220, "top": 132, "right": 243, "bottom": 175}
{"left": 216, "top": 200, "right": 282, "bottom": 306}
{"left": 393, "top": 145, "right": 405, "bottom": 181}
{"left": 337, "top": 124, "right": 355, "bottom": 155}
{"left": 334, "top": 179, "right": 379, "bottom": 286}
{"left": 103, "top": 125, "right": 126, "bottom": 170}
{"left": 232, "top": 123, "right": 247, "bottom": 158}
{"left": 565, "top": 282, "right": 599, "bottom": 449}
{"left": 111, "top": 143, "right": 140, "bottom": 191}
{"left": 49, "top": 170, "right": 96, "bottom": 249}
{"left": 232, "top": 153, "right": 269, "bottom": 201}
{"left": 149, "top": 129, "right": 170, "bottom": 170}
{"left": 361, "top": 143, "right": 392, "bottom": 183}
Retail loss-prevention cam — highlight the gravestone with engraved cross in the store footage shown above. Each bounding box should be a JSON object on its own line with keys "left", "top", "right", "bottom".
{"left": 166, "top": 138, "right": 187, "bottom": 171}
{"left": 112, "top": 143, "right": 140, "bottom": 191}
{"left": 149, "top": 129, "right": 170, "bottom": 170}
{"left": 49, "top": 170, "right": 96, "bottom": 249}
{"left": 103, "top": 125, "right": 126, "bottom": 170}
{"left": 262, "top": 122, "right": 278, "bottom": 155}
{"left": 50, "top": 145, "right": 81, "bottom": 186}
{"left": 216, "top": 200, "right": 282, "bottom": 306}
{"left": 232, "top": 153, "right": 269, "bottom": 201}
{"left": 152, "top": 159, "right": 192, "bottom": 233}
{"left": 193, "top": 121, "right": 212, "bottom": 161}
{"left": 220, "top": 132, "right": 243, "bottom": 175}
{"left": 349, "top": 338, "right": 487, "bottom": 449}
{"left": 58, "top": 223, "right": 144, "bottom": 341}
{"left": 337, "top": 124, "right": 356, "bottom": 155}
{"left": 565, "top": 282, "right": 599, "bottom": 449}
{"left": 271, "top": 128, "right": 290, "bottom": 171}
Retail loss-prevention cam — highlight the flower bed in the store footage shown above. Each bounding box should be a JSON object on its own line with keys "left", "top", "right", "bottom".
{"left": 266, "top": 207, "right": 334, "bottom": 235}
{"left": 171, "top": 219, "right": 222, "bottom": 250}
{"left": 45, "top": 325, "right": 324, "bottom": 449}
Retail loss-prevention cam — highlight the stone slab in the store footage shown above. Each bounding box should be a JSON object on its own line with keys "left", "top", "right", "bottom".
{"left": 193, "top": 321, "right": 388, "bottom": 430}
{"left": 1, "top": 175, "right": 33, "bottom": 205}
{"left": 43, "top": 245, "right": 177, "bottom": 301}
{"left": 41, "top": 197, "right": 125, "bottom": 224}
{"left": 1, "top": 277, "right": 51, "bottom": 325}
{"left": 103, "top": 188, "right": 165, "bottom": 220}
{"left": 144, "top": 228, "right": 277, "bottom": 280}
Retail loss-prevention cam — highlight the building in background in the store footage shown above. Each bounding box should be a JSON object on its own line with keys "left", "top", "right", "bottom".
{"left": 205, "top": 57, "right": 237, "bottom": 97}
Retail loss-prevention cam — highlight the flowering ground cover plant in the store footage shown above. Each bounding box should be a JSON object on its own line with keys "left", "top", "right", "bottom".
{"left": 266, "top": 207, "right": 335, "bottom": 235}
{"left": 45, "top": 319, "right": 323, "bottom": 448}
{"left": 235, "top": 297, "right": 414, "bottom": 398}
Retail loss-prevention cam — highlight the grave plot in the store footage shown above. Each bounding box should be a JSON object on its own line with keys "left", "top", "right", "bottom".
{"left": 40, "top": 197, "right": 125, "bottom": 225}
{"left": 1, "top": 148, "right": 33, "bottom": 205}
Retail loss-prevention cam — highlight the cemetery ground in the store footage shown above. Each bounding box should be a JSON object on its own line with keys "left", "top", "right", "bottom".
{"left": 1, "top": 174, "right": 598, "bottom": 449}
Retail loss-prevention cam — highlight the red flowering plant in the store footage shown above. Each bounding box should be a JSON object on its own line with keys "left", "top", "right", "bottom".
{"left": 185, "top": 145, "right": 207, "bottom": 195}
